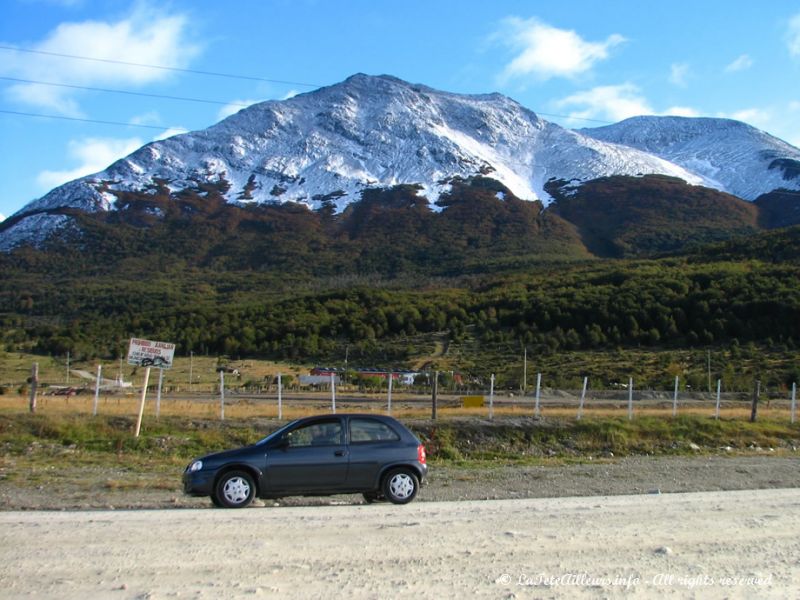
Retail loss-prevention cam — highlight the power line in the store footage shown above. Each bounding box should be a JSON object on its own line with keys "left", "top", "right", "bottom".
{"left": 0, "top": 45, "right": 322, "bottom": 88}
{"left": 0, "top": 45, "right": 619, "bottom": 126}
{"left": 0, "top": 74, "right": 614, "bottom": 125}
{"left": 0, "top": 46, "right": 623, "bottom": 126}
{"left": 0, "top": 109, "right": 175, "bottom": 131}
{"left": 0, "top": 76, "right": 252, "bottom": 108}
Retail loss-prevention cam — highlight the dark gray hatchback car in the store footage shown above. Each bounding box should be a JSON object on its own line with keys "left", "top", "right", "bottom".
{"left": 183, "top": 414, "right": 427, "bottom": 508}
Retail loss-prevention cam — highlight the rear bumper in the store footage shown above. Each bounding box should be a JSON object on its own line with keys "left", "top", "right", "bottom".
{"left": 419, "top": 463, "right": 428, "bottom": 481}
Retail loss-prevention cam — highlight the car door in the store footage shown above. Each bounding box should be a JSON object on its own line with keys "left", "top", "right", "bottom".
{"left": 264, "top": 417, "right": 349, "bottom": 493}
{"left": 345, "top": 417, "right": 403, "bottom": 489}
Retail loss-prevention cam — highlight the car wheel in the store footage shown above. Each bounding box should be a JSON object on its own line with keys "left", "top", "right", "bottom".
{"left": 214, "top": 471, "right": 255, "bottom": 508}
{"left": 382, "top": 469, "right": 419, "bottom": 504}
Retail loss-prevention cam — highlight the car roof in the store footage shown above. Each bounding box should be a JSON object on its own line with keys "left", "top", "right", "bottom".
{"left": 295, "top": 413, "right": 401, "bottom": 422}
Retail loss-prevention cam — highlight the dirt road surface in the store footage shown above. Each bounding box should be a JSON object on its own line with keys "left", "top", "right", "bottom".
{"left": 1, "top": 488, "right": 797, "bottom": 599}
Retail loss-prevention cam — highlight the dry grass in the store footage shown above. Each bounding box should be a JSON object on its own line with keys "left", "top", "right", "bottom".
{"left": 1, "top": 392, "right": 794, "bottom": 423}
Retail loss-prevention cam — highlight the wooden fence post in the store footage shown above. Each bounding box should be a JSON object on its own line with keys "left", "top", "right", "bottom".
{"left": 330, "top": 372, "right": 336, "bottom": 414}
{"left": 387, "top": 372, "right": 393, "bottom": 416}
{"left": 277, "top": 373, "right": 283, "bottom": 420}
{"left": 29, "top": 363, "right": 38, "bottom": 414}
{"left": 489, "top": 374, "right": 495, "bottom": 420}
{"left": 672, "top": 375, "right": 679, "bottom": 417}
{"left": 627, "top": 377, "right": 634, "bottom": 420}
{"left": 431, "top": 371, "right": 438, "bottom": 420}
{"left": 577, "top": 376, "right": 588, "bottom": 420}
{"left": 750, "top": 380, "right": 760, "bottom": 423}
{"left": 134, "top": 367, "right": 151, "bottom": 438}
{"left": 93, "top": 364, "right": 102, "bottom": 416}
{"left": 219, "top": 370, "right": 225, "bottom": 421}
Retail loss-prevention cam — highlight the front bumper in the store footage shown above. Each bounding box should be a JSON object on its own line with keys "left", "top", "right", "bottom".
{"left": 182, "top": 469, "right": 216, "bottom": 496}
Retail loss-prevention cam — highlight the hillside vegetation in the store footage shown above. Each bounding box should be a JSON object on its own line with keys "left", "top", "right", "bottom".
{"left": 2, "top": 177, "right": 800, "bottom": 387}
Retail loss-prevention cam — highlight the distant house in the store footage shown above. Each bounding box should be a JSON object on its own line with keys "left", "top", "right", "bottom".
{"left": 310, "top": 366, "right": 418, "bottom": 385}
{"left": 299, "top": 375, "right": 339, "bottom": 386}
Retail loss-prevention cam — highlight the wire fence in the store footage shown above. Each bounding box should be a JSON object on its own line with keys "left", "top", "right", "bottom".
{"left": 4, "top": 370, "right": 798, "bottom": 425}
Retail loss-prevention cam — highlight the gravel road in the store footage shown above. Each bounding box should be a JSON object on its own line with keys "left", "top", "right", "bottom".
{"left": 1, "top": 488, "right": 797, "bottom": 599}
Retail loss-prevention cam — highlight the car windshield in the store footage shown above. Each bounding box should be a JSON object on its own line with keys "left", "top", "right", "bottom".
{"left": 255, "top": 419, "right": 300, "bottom": 445}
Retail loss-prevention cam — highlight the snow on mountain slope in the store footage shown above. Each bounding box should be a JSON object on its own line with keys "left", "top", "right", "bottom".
{"left": 3, "top": 75, "right": 798, "bottom": 251}
{"left": 5, "top": 76, "right": 699, "bottom": 221}
{"left": 580, "top": 116, "right": 800, "bottom": 201}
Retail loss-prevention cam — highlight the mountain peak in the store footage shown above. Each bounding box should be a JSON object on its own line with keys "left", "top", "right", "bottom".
{"left": 581, "top": 115, "right": 800, "bottom": 199}
{"left": 2, "top": 74, "right": 800, "bottom": 251}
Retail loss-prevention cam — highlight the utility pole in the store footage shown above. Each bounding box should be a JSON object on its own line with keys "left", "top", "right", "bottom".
{"left": 66, "top": 351, "right": 70, "bottom": 385}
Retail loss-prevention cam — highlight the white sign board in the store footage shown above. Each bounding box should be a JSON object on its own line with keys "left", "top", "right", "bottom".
{"left": 127, "top": 338, "right": 176, "bottom": 369}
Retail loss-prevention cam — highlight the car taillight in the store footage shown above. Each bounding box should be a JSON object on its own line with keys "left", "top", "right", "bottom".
{"left": 417, "top": 444, "right": 427, "bottom": 464}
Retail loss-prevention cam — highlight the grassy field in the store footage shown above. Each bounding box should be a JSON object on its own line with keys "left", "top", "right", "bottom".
{"left": 2, "top": 395, "right": 798, "bottom": 460}
{"left": 0, "top": 350, "right": 309, "bottom": 394}
{"left": 3, "top": 344, "right": 800, "bottom": 396}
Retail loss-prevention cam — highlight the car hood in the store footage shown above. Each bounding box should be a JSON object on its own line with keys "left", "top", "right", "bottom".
{"left": 200, "top": 444, "right": 259, "bottom": 464}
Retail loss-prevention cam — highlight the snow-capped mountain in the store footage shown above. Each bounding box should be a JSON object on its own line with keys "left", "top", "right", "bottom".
{"left": 580, "top": 116, "right": 800, "bottom": 201}
{"left": 3, "top": 74, "right": 800, "bottom": 250}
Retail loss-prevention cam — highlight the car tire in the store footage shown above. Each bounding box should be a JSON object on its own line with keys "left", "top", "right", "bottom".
{"left": 381, "top": 469, "right": 419, "bottom": 504}
{"left": 214, "top": 471, "right": 255, "bottom": 508}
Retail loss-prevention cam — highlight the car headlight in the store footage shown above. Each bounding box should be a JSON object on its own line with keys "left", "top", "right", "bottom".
{"left": 187, "top": 460, "right": 203, "bottom": 473}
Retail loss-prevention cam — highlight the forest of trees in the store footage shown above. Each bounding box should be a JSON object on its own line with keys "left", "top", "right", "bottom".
{"left": 2, "top": 176, "right": 800, "bottom": 381}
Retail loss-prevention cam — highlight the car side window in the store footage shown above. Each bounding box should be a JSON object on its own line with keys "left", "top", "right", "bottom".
{"left": 285, "top": 420, "right": 343, "bottom": 447}
{"left": 350, "top": 418, "right": 401, "bottom": 443}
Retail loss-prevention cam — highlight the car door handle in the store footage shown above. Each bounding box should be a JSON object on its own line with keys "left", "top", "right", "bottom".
{"left": 334, "top": 450, "right": 346, "bottom": 457}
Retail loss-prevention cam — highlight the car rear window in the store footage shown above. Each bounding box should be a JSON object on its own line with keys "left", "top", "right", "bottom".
{"left": 349, "top": 418, "right": 401, "bottom": 443}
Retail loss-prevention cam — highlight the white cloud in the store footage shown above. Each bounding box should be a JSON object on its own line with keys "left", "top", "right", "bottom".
{"left": 495, "top": 17, "right": 625, "bottom": 82}
{"left": 718, "top": 108, "right": 772, "bottom": 127}
{"left": 664, "top": 106, "right": 700, "bottom": 117}
{"left": 36, "top": 136, "right": 143, "bottom": 190}
{"left": 557, "top": 83, "right": 653, "bottom": 123}
{"left": 1, "top": 4, "right": 200, "bottom": 114}
{"left": 153, "top": 127, "right": 188, "bottom": 141}
{"left": 0, "top": 213, "right": 5, "bottom": 223}
{"left": 725, "top": 54, "right": 753, "bottom": 72}
{"left": 282, "top": 89, "right": 300, "bottom": 100}
{"left": 216, "top": 99, "right": 263, "bottom": 121}
{"left": 130, "top": 111, "right": 162, "bottom": 126}
{"left": 669, "top": 63, "right": 690, "bottom": 87}
{"left": 788, "top": 13, "right": 800, "bottom": 58}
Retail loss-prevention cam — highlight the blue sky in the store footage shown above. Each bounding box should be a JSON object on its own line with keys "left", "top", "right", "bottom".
{"left": 2, "top": 0, "right": 800, "bottom": 220}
